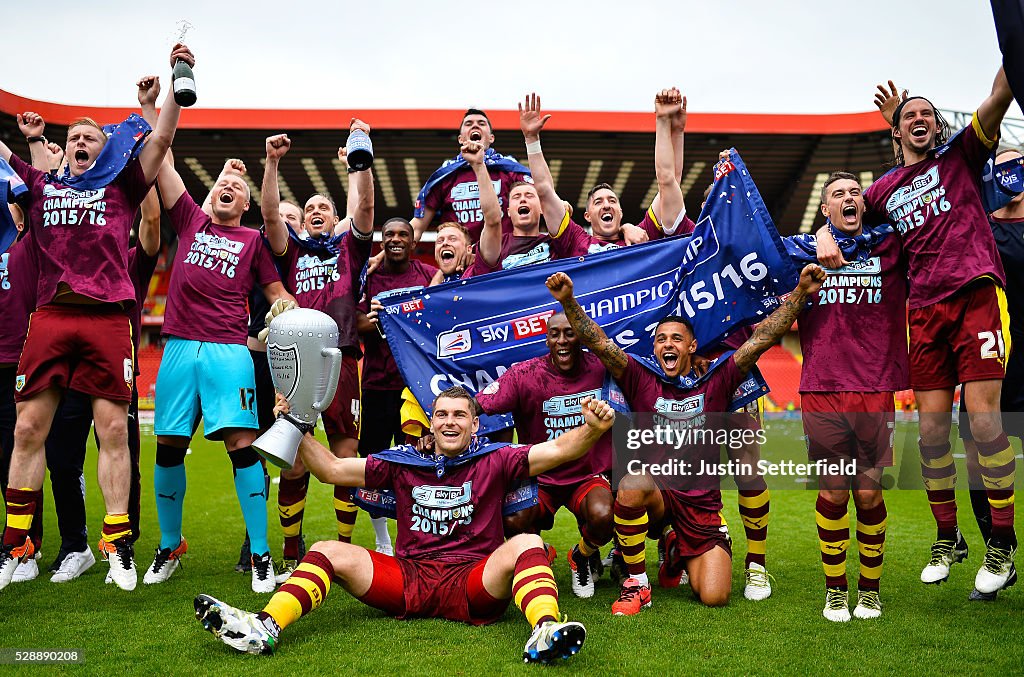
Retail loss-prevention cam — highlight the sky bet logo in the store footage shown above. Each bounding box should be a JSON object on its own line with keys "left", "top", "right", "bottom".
{"left": 654, "top": 394, "right": 705, "bottom": 419}
{"left": 999, "top": 165, "right": 1022, "bottom": 188}
{"left": 412, "top": 482, "right": 472, "bottom": 508}
{"left": 480, "top": 310, "right": 554, "bottom": 344}
{"left": 543, "top": 389, "right": 601, "bottom": 416}
{"left": 714, "top": 160, "right": 735, "bottom": 180}
{"left": 450, "top": 180, "right": 501, "bottom": 201}
{"left": 831, "top": 257, "right": 881, "bottom": 275}
{"left": 911, "top": 171, "right": 934, "bottom": 191}
{"left": 194, "top": 232, "right": 244, "bottom": 254}
{"left": 401, "top": 298, "right": 424, "bottom": 313}
{"left": 437, "top": 329, "right": 472, "bottom": 358}
{"left": 885, "top": 166, "right": 940, "bottom": 213}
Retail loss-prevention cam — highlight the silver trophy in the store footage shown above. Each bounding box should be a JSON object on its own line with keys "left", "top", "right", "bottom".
{"left": 253, "top": 308, "right": 343, "bottom": 468}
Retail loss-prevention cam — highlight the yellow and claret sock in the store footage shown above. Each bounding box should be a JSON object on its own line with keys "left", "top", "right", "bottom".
{"left": 260, "top": 550, "right": 333, "bottom": 631}
{"left": 513, "top": 547, "right": 559, "bottom": 628}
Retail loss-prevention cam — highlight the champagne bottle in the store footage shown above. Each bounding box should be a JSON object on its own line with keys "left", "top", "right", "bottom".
{"left": 172, "top": 59, "right": 197, "bottom": 107}
{"left": 346, "top": 129, "right": 374, "bottom": 171}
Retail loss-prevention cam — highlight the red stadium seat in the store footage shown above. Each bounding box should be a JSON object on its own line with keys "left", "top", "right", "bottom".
{"left": 136, "top": 344, "right": 163, "bottom": 410}
{"left": 757, "top": 345, "right": 802, "bottom": 410}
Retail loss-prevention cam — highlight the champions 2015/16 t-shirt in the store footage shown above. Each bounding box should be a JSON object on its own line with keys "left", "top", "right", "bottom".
{"left": 477, "top": 352, "right": 612, "bottom": 484}
{"left": 864, "top": 114, "right": 1004, "bottom": 308}
{"left": 421, "top": 166, "right": 530, "bottom": 243}
{"left": 278, "top": 231, "right": 372, "bottom": 355}
{"left": 10, "top": 153, "right": 150, "bottom": 307}
{"left": 363, "top": 444, "right": 531, "bottom": 563}
{"left": 616, "top": 354, "right": 745, "bottom": 511}
{"left": 163, "top": 194, "right": 281, "bottom": 345}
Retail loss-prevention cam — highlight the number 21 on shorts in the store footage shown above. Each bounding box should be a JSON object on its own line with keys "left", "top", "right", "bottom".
{"left": 977, "top": 330, "right": 1006, "bottom": 360}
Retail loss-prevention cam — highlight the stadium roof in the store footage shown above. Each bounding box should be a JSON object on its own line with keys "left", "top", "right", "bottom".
{"left": 0, "top": 88, "right": 896, "bottom": 236}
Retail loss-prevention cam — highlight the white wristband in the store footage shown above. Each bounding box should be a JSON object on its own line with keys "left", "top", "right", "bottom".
{"left": 525, "top": 140, "right": 542, "bottom": 155}
{"left": 350, "top": 218, "right": 372, "bottom": 240}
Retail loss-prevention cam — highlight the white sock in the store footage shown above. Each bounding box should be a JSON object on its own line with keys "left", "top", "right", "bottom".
{"left": 371, "top": 517, "right": 391, "bottom": 547}
{"left": 631, "top": 572, "right": 650, "bottom": 588}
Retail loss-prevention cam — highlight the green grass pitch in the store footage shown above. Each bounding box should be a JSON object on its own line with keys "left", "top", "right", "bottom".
{"left": 2, "top": 419, "right": 1022, "bottom": 675}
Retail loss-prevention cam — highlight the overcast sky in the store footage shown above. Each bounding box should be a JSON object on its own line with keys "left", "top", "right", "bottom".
{"left": 4, "top": 1, "right": 1020, "bottom": 118}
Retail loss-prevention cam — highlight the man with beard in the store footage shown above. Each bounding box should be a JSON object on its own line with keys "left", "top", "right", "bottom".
{"left": 874, "top": 81, "right": 1024, "bottom": 600}
{"left": 821, "top": 68, "right": 1018, "bottom": 593}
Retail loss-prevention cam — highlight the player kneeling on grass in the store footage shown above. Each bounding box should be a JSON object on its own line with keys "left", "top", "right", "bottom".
{"left": 546, "top": 265, "right": 825, "bottom": 613}
{"left": 194, "top": 386, "right": 614, "bottom": 663}
{"left": 476, "top": 312, "right": 615, "bottom": 599}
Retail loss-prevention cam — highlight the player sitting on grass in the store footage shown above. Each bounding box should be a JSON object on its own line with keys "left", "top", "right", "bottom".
{"left": 546, "top": 264, "right": 824, "bottom": 613}
{"left": 193, "top": 386, "right": 614, "bottom": 663}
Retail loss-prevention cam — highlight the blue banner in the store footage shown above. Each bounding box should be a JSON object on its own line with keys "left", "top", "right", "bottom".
{"left": 0, "top": 156, "right": 27, "bottom": 254}
{"left": 379, "top": 151, "right": 799, "bottom": 432}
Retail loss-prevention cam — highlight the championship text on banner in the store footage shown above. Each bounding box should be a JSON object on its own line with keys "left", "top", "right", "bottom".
{"left": 379, "top": 151, "right": 800, "bottom": 432}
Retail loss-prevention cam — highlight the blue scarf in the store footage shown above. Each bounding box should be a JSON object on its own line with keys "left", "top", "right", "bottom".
{"left": 414, "top": 148, "right": 531, "bottom": 218}
{"left": 349, "top": 436, "right": 539, "bottom": 519}
{"left": 631, "top": 351, "right": 737, "bottom": 390}
{"left": 783, "top": 221, "right": 892, "bottom": 265}
{"left": 982, "top": 153, "right": 1024, "bottom": 214}
{"left": 55, "top": 114, "right": 151, "bottom": 191}
{"left": 288, "top": 222, "right": 346, "bottom": 257}
{"left": 284, "top": 223, "right": 371, "bottom": 297}
{"left": 372, "top": 435, "right": 509, "bottom": 478}
{"left": 603, "top": 351, "right": 769, "bottom": 414}
{"left": 0, "top": 156, "right": 27, "bottom": 254}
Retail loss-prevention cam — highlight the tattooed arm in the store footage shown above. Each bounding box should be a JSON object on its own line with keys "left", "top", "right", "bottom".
{"left": 546, "top": 272, "right": 629, "bottom": 379}
{"left": 734, "top": 264, "right": 825, "bottom": 375}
